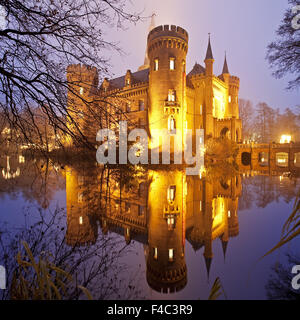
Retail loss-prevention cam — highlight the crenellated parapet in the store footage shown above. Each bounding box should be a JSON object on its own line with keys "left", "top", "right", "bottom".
{"left": 147, "top": 25, "right": 188, "bottom": 55}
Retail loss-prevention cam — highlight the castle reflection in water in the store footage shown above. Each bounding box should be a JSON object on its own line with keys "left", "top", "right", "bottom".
{"left": 65, "top": 164, "right": 241, "bottom": 294}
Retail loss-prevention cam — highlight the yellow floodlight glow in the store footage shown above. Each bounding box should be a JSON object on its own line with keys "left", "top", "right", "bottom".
{"left": 280, "top": 135, "right": 291, "bottom": 144}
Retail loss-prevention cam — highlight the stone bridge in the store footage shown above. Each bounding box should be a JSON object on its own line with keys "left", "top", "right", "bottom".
{"left": 237, "top": 142, "right": 300, "bottom": 175}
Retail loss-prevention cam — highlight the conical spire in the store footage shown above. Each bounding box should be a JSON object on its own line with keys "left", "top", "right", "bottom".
{"left": 221, "top": 240, "right": 228, "bottom": 262}
{"left": 205, "top": 34, "right": 214, "bottom": 60}
{"left": 222, "top": 52, "right": 229, "bottom": 74}
{"left": 205, "top": 257, "right": 212, "bottom": 280}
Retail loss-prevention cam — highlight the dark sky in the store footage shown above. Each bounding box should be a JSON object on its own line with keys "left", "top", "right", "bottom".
{"left": 107, "top": 0, "right": 299, "bottom": 112}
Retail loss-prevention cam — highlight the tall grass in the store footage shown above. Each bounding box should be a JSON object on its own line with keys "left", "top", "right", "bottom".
{"left": 263, "top": 192, "right": 300, "bottom": 257}
{"left": 10, "top": 241, "right": 92, "bottom": 300}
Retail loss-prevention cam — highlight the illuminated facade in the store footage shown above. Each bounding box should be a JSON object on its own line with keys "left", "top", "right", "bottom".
{"left": 67, "top": 24, "right": 242, "bottom": 147}
{"left": 65, "top": 164, "right": 242, "bottom": 293}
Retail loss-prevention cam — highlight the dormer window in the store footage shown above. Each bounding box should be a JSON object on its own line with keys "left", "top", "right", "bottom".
{"left": 170, "top": 57, "right": 175, "bottom": 70}
{"left": 168, "top": 89, "right": 176, "bottom": 102}
{"left": 154, "top": 58, "right": 159, "bottom": 71}
{"left": 125, "top": 70, "right": 132, "bottom": 86}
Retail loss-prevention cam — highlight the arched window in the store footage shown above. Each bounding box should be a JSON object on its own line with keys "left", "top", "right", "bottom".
{"left": 168, "top": 116, "right": 176, "bottom": 133}
{"left": 154, "top": 58, "right": 159, "bottom": 71}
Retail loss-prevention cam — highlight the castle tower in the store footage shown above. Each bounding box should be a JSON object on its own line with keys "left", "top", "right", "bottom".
{"left": 146, "top": 170, "right": 187, "bottom": 293}
{"left": 65, "top": 165, "right": 98, "bottom": 246}
{"left": 204, "top": 35, "right": 215, "bottom": 139}
{"left": 147, "top": 25, "right": 188, "bottom": 152}
{"left": 66, "top": 64, "right": 99, "bottom": 145}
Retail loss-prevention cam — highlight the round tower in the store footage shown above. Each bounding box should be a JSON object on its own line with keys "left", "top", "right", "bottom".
{"left": 228, "top": 76, "right": 240, "bottom": 119}
{"left": 147, "top": 25, "right": 188, "bottom": 151}
{"left": 146, "top": 170, "right": 187, "bottom": 294}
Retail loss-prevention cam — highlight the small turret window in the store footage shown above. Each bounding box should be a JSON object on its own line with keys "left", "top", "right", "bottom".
{"left": 170, "top": 57, "right": 175, "bottom": 70}
{"left": 153, "top": 247, "right": 158, "bottom": 260}
{"left": 229, "top": 96, "right": 231, "bottom": 103}
{"left": 154, "top": 58, "right": 159, "bottom": 71}
{"left": 169, "top": 249, "right": 174, "bottom": 261}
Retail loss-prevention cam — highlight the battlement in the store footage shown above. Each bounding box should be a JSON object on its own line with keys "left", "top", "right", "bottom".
{"left": 67, "top": 63, "right": 98, "bottom": 75}
{"left": 67, "top": 64, "right": 99, "bottom": 87}
{"left": 229, "top": 75, "right": 240, "bottom": 87}
{"left": 148, "top": 25, "right": 189, "bottom": 44}
{"left": 146, "top": 262, "right": 187, "bottom": 293}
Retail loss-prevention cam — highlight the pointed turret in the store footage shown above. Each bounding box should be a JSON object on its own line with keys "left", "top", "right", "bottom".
{"left": 205, "top": 34, "right": 214, "bottom": 60}
{"left": 222, "top": 53, "right": 229, "bottom": 74}
{"left": 205, "top": 257, "right": 212, "bottom": 280}
{"left": 221, "top": 240, "right": 228, "bottom": 262}
{"left": 204, "top": 34, "right": 214, "bottom": 76}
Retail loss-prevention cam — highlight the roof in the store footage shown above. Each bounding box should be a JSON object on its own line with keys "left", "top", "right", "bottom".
{"left": 188, "top": 63, "right": 206, "bottom": 77}
{"left": 108, "top": 68, "right": 149, "bottom": 90}
{"left": 222, "top": 55, "right": 229, "bottom": 74}
{"left": 205, "top": 36, "right": 214, "bottom": 60}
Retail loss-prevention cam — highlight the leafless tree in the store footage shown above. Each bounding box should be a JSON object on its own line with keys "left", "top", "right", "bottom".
{"left": 266, "top": 0, "right": 300, "bottom": 90}
{"left": 0, "top": 0, "right": 143, "bottom": 149}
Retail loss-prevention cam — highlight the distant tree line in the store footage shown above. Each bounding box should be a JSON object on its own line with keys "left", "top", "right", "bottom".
{"left": 239, "top": 99, "right": 300, "bottom": 143}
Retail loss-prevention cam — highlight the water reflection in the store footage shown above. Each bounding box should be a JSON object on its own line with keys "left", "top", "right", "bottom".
{"left": 64, "top": 162, "right": 243, "bottom": 294}
{"left": 0, "top": 153, "right": 300, "bottom": 299}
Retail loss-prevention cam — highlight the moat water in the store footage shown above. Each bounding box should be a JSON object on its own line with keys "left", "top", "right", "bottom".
{"left": 0, "top": 153, "right": 299, "bottom": 300}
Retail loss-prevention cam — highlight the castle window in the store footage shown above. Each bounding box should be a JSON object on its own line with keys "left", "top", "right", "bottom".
{"left": 153, "top": 247, "right": 158, "bottom": 260}
{"left": 229, "top": 96, "right": 232, "bottom": 103}
{"left": 168, "top": 89, "right": 176, "bottom": 102}
{"left": 168, "top": 116, "right": 176, "bottom": 133}
{"left": 138, "top": 205, "right": 145, "bottom": 216}
{"left": 168, "top": 249, "right": 174, "bottom": 262}
{"left": 79, "top": 216, "right": 83, "bottom": 225}
{"left": 139, "top": 100, "right": 145, "bottom": 111}
{"left": 169, "top": 57, "right": 175, "bottom": 70}
{"left": 126, "top": 78, "right": 130, "bottom": 86}
{"left": 167, "top": 216, "right": 175, "bottom": 230}
{"left": 78, "top": 193, "right": 83, "bottom": 203}
{"left": 200, "top": 200, "right": 202, "bottom": 211}
{"left": 167, "top": 185, "right": 176, "bottom": 202}
{"left": 125, "top": 202, "right": 131, "bottom": 213}
{"left": 80, "top": 87, "right": 84, "bottom": 95}
{"left": 154, "top": 58, "right": 159, "bottom": 71}
{"left": 126, "top": 102, "right": 131, "bottom": 113}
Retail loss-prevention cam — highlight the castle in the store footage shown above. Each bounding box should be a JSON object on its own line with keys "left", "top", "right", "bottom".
{"left": 67, "top": 23, "right": 242, "bottom": 149}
